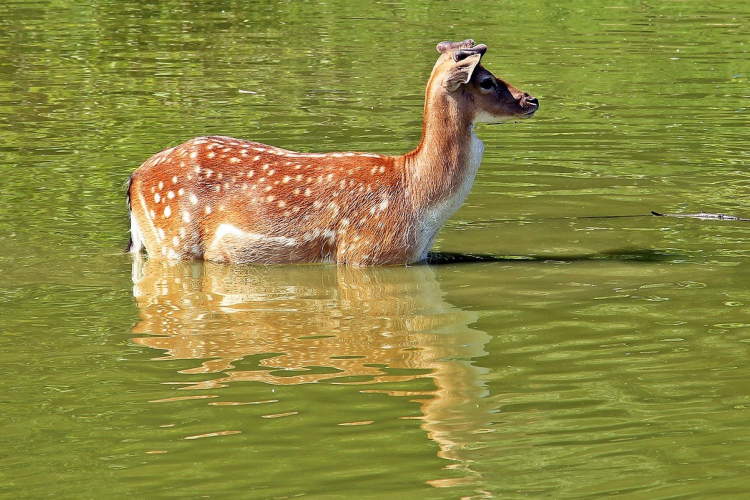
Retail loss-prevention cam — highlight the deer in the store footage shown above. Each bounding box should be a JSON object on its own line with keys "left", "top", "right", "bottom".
{"left": 127, "top": 39, "right": 539, "bottom": 266}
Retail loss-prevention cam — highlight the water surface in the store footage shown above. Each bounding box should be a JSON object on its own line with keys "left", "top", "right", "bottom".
{"left": 1, "top": 0, "right": 750, "bottom": 498}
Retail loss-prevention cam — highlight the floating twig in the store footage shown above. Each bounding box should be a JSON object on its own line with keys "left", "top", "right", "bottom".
{"left": 651, "top": 211, "right": 750, "bottom": 222}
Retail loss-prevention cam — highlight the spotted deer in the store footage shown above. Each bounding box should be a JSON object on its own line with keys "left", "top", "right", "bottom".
{"left": 127, "top": 39, "right": 539, "bottom": 265}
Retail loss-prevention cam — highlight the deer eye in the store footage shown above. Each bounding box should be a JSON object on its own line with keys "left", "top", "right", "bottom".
{"left": 479, "top": 77, "right": 495, "bottom": 90}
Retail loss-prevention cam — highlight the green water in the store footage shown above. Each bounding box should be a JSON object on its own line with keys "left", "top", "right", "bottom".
{"left": 2, "top": 0, "right": 750, "bottom": 498}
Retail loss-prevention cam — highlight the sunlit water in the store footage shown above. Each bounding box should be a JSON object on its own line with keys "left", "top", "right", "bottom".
{"left": 1, "top": 1, "right": 750, "bottom": 498}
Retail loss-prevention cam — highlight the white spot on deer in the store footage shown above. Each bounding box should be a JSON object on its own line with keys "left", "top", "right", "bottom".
{"left": 379, "top": 166, "right": 386, "bottom": 173}
{"left": 178, "top": 188, "right": 185, "bottom": 196}
{"left": 229, "top": 157, "right": 240, "bottom": 164}
{"left": 253, "top": 155, "right": 260, "bottom": 162}
{"left": 190, "top": 151, "right": 198, "bottom": 159}
{"left": 296, "top": 174, "right": 303, "bottom": 181}
{"left": 179, "top": 227, "right": 186, "bottom": 238}
{"left": 277, "top": 200, "right": 286, "bottom": 208}
{"left": 190, "top": 194, "right": 198, "bottom": 204}
{"left": 182, "top": 211, "right": 191, "bottom": 223}
{"left": 304, "top": 188, "right": 311, "bottom": 197}
{"left": 264, "top": 186, "right": 272, "bottom": 192}
{"left": 194, "top": 166, "right": 201, "bottom": 174}
{"left": 205, "top": 205, "right": 212, "bottom": 215}
{"left": 379, "top": 199, "right": 389, "bottom": 211}
{"left": 158, "top": 181, "right": 164, "bottom": 190}
{"left": 262, "top": 164, "right": 269, "bottom": 171}
{"left": 205, "top": 170, "right": 213, "bottom": 179}
{"left": 371, "top": 167, "right": 377, "bottom": 175}
{"left": 218, "top": 173, "right": 223, "bottom": 180}
{"left": 339, "top": 180, "right": 346, "bottom": 189}
{"left": 167, "top": 191, "right": 175, "bottom": 199}
{"left": 164, "top": 206, "right": 172, "bottom": 218}
{"left": 327, "top": 173, "right": 334, "bottom": 181}
{"left": 172, "top": 236, "right": 180, "bottom": 247}
{"left": 172, "top": 176, "right": 178, "bottom": 184}
{"left": 154, "top": 193, "right": 161, "bottom": 203}
{"left": 282, "top": 176, "right": 291, "bottom": 184}
{"left": 293, "top": 188, "right": 301, "bottom": 195}
{"left": 313, "top": 201, "right": 322, "bottom": 209}
{"left": 247, "top": 171, "right": 254, "bottom": 178}
{"left": 253, "top": 147, "right": 266, "bottom": 153}
{"left": 214, "top": 185, "right": 221, "bottom": 193}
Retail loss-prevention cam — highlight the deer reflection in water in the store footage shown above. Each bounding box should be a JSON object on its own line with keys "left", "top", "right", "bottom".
{"left": 131, "top": 259, "right": 492, "bottom": 488}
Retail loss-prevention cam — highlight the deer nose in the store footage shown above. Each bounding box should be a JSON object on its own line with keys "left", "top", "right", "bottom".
{"left": 523, "top": 94, "right": 539, "bottom": 109}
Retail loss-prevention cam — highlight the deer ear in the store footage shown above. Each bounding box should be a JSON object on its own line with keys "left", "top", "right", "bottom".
{"left": 443, "top": 53, "right": 481, "bottom": 92}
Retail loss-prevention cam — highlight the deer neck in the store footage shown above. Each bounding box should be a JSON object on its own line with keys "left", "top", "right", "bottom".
{"left": 403, "top": 93, "right": 485, "bottom": 212}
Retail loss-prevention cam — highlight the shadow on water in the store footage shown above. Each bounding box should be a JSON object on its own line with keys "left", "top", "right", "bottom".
{"left": 426, "top": 248, "right": 681, "bottom": 265}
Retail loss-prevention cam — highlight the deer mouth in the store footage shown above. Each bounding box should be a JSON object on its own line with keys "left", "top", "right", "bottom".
{"left": 515, "top": 107, "right": 537, "bottom": 120}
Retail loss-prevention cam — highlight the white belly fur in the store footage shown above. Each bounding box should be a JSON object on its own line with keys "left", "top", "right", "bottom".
{"left": 207, "top": 223, "right": 299, "bottom": 262}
